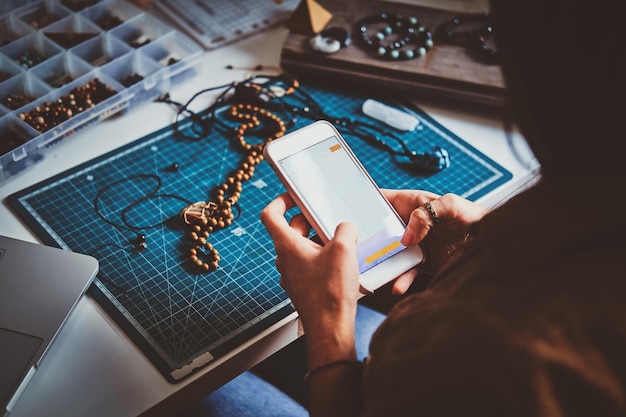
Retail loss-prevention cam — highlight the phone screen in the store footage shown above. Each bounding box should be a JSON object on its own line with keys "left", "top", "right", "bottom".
{"left": 277, "top": 135, "right": 407, "bottom": 274}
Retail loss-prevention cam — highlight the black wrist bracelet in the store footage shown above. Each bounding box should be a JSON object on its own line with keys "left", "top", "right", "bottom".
{"left": 303, "top": 359, "right": 364, "bottom": 384}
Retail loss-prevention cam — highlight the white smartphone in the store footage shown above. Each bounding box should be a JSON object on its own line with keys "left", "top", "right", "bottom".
{"left": 263, "top": 120, "right": 424, "bottom": 293}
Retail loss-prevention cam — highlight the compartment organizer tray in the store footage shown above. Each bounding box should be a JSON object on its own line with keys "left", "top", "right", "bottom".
{"left": 0, "top": 0, "right": 203, "bottom": 184}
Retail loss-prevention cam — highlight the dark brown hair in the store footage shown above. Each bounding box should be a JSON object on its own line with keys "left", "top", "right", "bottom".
{"left": 491, "top": 0, "right": 625, "bottom": 178}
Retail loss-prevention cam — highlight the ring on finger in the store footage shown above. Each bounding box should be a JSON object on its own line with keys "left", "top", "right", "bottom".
{"left": 424, "top": 201, "right": 440, "bottom": 224}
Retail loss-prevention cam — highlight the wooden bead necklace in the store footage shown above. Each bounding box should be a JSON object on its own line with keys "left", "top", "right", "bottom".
{"left": 179, "top": 101, "right": 287, "bottom": 272}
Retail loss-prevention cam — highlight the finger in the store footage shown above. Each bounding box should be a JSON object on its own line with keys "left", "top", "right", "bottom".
{"left": 382, "top": 189, "right": 441, "bottom": 221}
{"left": 333, "top": 221, "right": 359, "bottom": 245}
{"left": 327, "top": 222, "right": 359, "bottom": 264}
{"left": 401, "top": 201, "right": 439, "bottom": 246}
{"left": 391, "top": 268, "right": 418, "bottom": 295}
{"left": 260, "top": 193, "right": 315, "bottom": 255}
{"left": 260, "top": 193, "right": 297, "bottom": 241}
{"left": 289, "top": 213, "right": 312, "bottom": 237}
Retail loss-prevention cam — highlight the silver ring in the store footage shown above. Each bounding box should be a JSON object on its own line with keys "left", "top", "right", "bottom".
{"left": 424, "top": 201, "right": 440, "bottom": 224}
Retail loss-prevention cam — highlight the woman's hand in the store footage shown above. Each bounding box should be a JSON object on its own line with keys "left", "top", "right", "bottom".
{"left": 383, "top": 190, "right": 489, "bottom": 294}
{"left": 260, "top": 193, "right": 360, "bottom": 368}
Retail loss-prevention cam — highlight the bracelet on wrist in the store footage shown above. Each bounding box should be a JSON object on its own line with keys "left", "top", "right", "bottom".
{"left": 303, "top": 359, "right": 364, "bottom": 384}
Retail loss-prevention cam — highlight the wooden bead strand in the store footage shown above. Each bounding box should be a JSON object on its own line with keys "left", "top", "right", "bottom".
{"left": 179, "top": 95, "right": 288, "bottom": 272}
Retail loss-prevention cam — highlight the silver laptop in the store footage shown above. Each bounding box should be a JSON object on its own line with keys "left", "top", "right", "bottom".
{"left": 0, "top": 235, "right": 98, "bottom": 416}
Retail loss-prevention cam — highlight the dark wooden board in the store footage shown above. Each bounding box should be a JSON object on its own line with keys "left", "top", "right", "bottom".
{"left": 280, "top": 0, "right": 506, "bottom": 109}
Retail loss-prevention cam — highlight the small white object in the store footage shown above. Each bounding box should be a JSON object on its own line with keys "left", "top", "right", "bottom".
{"left": 310, "top": 34, "right": 341, "bottom": 54}
{"left": 361, "top": 99, "right": 420, "bottom": 131}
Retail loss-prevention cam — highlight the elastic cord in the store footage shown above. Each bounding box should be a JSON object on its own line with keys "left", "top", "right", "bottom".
{"left": 303, "top": 359, "right": 364, "bottom": 384}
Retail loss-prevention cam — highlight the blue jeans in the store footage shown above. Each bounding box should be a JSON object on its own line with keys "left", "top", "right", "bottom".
{"left": 178, "top": 304, "right": 387, "bottom": 417}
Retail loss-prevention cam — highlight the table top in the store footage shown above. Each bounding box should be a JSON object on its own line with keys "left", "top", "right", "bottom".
{"left": 0, "top": 22, "right": 538, "bottom": 417}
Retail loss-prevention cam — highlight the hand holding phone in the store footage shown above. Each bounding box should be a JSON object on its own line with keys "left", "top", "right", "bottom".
{"left": 263, "top": 120, "right": 424, "bottom": 293}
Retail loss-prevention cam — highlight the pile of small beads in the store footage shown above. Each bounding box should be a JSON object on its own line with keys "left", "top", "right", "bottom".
{"left": 356, "top": 12, "right": 434, "bottom": 60}
{"left": 15, "top": 49, "right": 46, "bottom": 69}
{"left": 180, "top": 102, "right": 287, "bottom": 272}
{"left": 95, "top": 14, "right": 124, "bottom": 30}
{"left": 121, "top": 73, "right": 144, "bottom": 87}
{"left": 18, "top": 78, "right": 116, "bottom": 132}
{"left": 27, "top": 9, "right": 62, "bottom": 29}
{"left": 61, "top": 0, "right": 98, "bottom": 12}
{"left": 2, "top": 93, "right": 36, "bottom": 110}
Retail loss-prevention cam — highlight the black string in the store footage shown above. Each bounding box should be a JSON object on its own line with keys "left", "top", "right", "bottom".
{"left": 156, "top": 80, "right": 238, "bottom": 141}
{"left": 87, "top": 243, "right": 148, "bottom": 295}
{"left": 93, "top": 174, "right": 192, "bottom": 231}
{"left": 274, "top": 82, "right": 448, "bottom": 170}
{"left": 157, "top": 73, "right": 450, "bottom": 173}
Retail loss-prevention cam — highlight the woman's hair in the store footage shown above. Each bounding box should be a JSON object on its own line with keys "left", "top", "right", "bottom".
{"left": 491, "top": 0, "right": 625, "bottom": 178}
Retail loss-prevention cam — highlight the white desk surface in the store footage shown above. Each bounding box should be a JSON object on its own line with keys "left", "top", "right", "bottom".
{"left": 1, "top": 24, "right": 538, "bottom": 417}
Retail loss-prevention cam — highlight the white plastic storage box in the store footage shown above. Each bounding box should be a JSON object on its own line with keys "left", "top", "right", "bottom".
{"left": 0, "top": 0, "right": 203, "bottom": 183}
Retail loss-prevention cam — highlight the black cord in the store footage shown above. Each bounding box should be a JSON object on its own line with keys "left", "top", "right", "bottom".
{"left": 157, "top": 74, "right": 450, "bottom": 172}
{"left": 94, "top": 174, "right": 192, "bottom": 231}
{"left": 284, "top": 84, "right": 450, "bottom": 171}
{"left": 156, "top": 81, "right": 238, "bottom": 141}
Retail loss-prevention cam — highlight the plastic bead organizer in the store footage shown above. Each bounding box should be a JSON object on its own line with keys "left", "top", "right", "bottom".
{"left": 0, "top": 0, "right": 203, "bottom": 184}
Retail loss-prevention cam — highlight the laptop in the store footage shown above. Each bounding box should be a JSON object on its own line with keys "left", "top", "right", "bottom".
{"left": 0, "top": 235, "right": 98, "bottom": 416}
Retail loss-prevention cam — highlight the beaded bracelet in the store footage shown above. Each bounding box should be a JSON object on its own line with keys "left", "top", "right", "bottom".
{"left": 303, "top": 359, "right": 364, "bottom": 384}
{"left": 356, "top": 12, "right": 434, "bottom": 60}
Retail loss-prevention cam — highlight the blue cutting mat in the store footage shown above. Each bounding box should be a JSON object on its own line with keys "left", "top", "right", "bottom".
{"left": 7, "top": 80, "right": 512, "bottom": 382}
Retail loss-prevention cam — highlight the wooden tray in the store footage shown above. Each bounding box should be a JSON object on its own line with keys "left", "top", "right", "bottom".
{"left": 280, "top": 0, "right": 506, "bottom": 109}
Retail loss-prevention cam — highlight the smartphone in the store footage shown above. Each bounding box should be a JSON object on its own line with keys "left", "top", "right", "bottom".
{"left": 264, "top": 120, "right": 423, "bottom": 293}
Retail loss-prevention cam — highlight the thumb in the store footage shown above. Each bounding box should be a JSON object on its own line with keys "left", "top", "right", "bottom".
{"left": 333, "top": 222, "right": 359, "bottom": 245}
